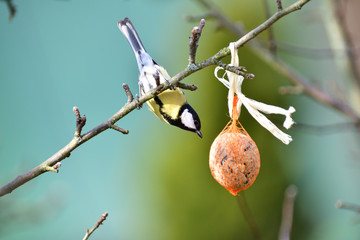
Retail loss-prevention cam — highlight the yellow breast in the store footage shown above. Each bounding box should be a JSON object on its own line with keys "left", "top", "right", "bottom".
{"left": 146, "top": 88, "right": 187, "bottom": 124}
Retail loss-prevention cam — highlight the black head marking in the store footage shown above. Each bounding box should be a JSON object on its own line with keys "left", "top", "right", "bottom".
{"left": 155, "top": 98, "right": 202, "bottom": 137}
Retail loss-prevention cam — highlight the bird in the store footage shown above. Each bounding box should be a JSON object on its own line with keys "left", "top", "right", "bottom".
{"left": 117, "top": 17, "right": 202, "bottom": 138}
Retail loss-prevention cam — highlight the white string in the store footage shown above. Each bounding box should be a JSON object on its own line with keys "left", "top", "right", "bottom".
{"left": 214, "top": 42, "right": 296, "bottom": 144}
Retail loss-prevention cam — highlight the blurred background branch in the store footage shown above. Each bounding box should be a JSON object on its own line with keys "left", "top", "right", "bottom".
{"left": 278, "top": 185, "right": 298, "bottom": 240}
{"left": 237, "top": 193, "right": 261, "bottom": 240}
{"left": 82, "top": 212, "right": 108, "bottom": 240}
{"left": 336, "top": 200, "right": 360, "bottom": 214}
{"left": 2, "top": 0, "right": 16, "bottom": 20}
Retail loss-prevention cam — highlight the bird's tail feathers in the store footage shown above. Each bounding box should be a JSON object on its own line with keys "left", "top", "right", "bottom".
{"left": 118, "top": 18, "right": 154, "bottom": 71}
{"left": 118, "top": 18, "right": 145, "bottom": 54}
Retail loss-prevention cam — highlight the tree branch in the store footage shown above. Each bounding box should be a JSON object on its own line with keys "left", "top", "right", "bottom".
{"left": 332, "top": 0, "right": 360, "bottom": 87}
{"left": 176, "top": 82, "right": 198, "bottom": 91}
{"left": 336, "top": 200, "right": 360, "bottom": 213}
{"left": 4, "top": 0, "right": 16, "bottom": 21}
{"left": 278, "top": 185, "right": 298, "bottom": 240}
{"left": 236, "top": 193, "right": 261, "bottom": 240}
{"left": 216, "top": 61, "right": 255, "bottom": 79}
{"left": 0, "top": 0, "right": 311, "bottom": 197}
{"left": 276, "top": 0, "right": 283, "bottom": 11}
{"left": 122, "top": 83, "right": 134, "bottom": 103}
{"left": 73, "top": 106, "right": 87, "bottom": 138}
{"left": 262, "top": 0, "right": 277, "bottom": 54}
{"left": 188, "top": 18, "right": 206, "bottom": 65}
{"left": 110, "top": 125, "right": 129, "bottom": 134}
{"left": 82, "top": 212, "right": 109, "bottom": 240}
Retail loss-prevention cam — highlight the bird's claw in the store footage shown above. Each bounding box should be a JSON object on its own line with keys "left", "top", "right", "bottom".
{"left": 154, "top": 84, "right": 163, "bottom": 95}
{"left": 166, "top": 80, "right": 175, "bottom": 90}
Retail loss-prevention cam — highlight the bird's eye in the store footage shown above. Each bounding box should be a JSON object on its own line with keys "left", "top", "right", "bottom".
{"left": 194, "top": 120, "right": 200, "bottom": 128}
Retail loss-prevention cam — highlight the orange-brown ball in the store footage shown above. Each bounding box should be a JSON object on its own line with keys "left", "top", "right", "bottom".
{"left": 209, "top": 132, "right": 260, "bottom": 195}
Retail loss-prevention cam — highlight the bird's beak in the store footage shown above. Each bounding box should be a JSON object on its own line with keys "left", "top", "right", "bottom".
{"left": 196, "top": 130, "right": 203, "bottom": 138}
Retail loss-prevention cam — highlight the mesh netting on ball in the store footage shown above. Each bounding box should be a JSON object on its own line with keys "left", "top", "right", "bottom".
{"left": 209, "top": 118, "right": 260, "bottom": 196}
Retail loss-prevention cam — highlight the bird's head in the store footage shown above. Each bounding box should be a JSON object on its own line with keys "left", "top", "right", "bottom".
{"left": 178, "top": 104, "right": 202, "bottom": 138}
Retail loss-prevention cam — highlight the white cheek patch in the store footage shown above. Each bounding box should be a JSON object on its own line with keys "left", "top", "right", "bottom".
{"left": 181, "top": 109, "right": 196, "bottom": 130}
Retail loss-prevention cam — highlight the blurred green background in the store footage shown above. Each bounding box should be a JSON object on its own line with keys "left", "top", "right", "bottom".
{"left": 1, "top": 0, "right": 360, "bottom": 239}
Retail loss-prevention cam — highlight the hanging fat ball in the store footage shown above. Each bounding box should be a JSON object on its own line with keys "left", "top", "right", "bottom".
{"left": 209, "top": 111, "right": 260, "bottom": 196}
{"left": 209, "top": 42, "right": 295, "bottom": 195}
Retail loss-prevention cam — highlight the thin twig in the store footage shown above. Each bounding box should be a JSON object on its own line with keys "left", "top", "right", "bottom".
{"left": 262, "top": 0, "right": 277, "bottom": 54}
{"left": 321, "top": 0, "right": 360, "bottom": 115}
{"left": 0, "top": 0, "right": 311, "bottom": 197}
{"left": 5, "top": 0, "right": 16, "bottom": 21}
{"left": 279, "top": 185, "right": 298, "bottom": 240}
{"left": 122, "top": 83, "right": 134, "bottom": 103}
{"left": 333, "top": 0, "right": 360, "bottom": 86}
{"left": 189, "top": 19, "right": 206, "bottom": 65}
{"left": 294, "top": 121, "right": 360, "bottom": 135}
{"left": 44, "top": 166, "right": 59, "bottom": 173}
{"left": 73, "top": 106, "right": 87, "bottom": 138}
{"left": 110, "top": 125, "right": 129, "bottom": 134}
{"left": 176, "top": 82, "right": 198, "bottom": 91}
{"left": 277, "top": 0, "right": 283, "bottom": 11}
{"left": 266, "top": 39, "right": 337, "bottom": 59}
{"left": 82, "top": 212, "right": 109, "bottom": 240}
{"left": 216, "top": 61, "right": 254, "bottom": 79}
{"left": 336, "top": 200, "right": 360, "bottom": 213}
{"left": 236, "top": 193, "right": 261, "bottom": 240}
{"left": 53, "top": 162, "right": 62, "bottom": 170}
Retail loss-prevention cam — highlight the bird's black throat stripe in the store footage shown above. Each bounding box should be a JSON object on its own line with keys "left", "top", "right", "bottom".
{"left": 154, "top": 96, "right": 176, "bottom": 123}
{"left": 154, "top": 96, "right": 163, "bottom": 107}
{"left": 154, "top": 96, "right": 192, "bottom": 131}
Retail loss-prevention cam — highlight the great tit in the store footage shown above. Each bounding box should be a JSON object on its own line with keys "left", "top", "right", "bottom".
{"left": 118, "top": 18, "right": 202, "bottom": 138}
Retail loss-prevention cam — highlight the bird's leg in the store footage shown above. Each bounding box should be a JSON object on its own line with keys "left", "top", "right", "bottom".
{"left": 136, "top": 82, "right": 144, "bottom": 109}
{"left": 154, "top": 83, "right": 164, "bottom": 95}
{"left": 138, "top": 81, "right": 143, "bottom": 94}
{"left": 154, "top": 71, "right": 160, "bottom": 86}
{"left": 153, "top": 71, "right": 166, "bottom": 93}
{"left": 155, "top": 69, "right": 175, "bottom": 90}
{"left": 164, "top": 77, "right": 175, "bottom": 90}
{"left": 168, "top": 82, "right": 175, "bottom": 90}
